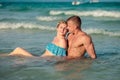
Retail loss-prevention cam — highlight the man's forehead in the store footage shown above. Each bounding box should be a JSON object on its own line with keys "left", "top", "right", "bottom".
{"left": 67, "top": 21, "right": 75, "bottom": 26}
{"left": 67, "top": 20, "right": 74, "bottom": 24}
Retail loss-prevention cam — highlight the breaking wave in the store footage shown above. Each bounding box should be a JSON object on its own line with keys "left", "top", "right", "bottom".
{"left": 0, "top": 22, "right": 119, "bottom": 37}
{"left": 36, "top": 16, "right": 62, "bottom": 21}
{"left": 84, "top": 28, "right": 120, "bottom": 37}
{"left": 0, "top": 22, "right": 55, "bottom": 30}
{"left": 50, "top": 10, "right": 120, "bottom": 18}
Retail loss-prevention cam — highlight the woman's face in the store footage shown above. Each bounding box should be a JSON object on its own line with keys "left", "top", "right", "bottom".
{"left": 57, "top": 23, "right": 67, "bottom": 36}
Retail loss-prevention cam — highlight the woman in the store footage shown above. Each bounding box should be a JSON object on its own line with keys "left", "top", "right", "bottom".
{"left": 9, "top": 20, "right": 68, "bottom": 57}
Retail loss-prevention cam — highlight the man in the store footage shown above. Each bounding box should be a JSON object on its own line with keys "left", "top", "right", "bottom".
{"left": 66, "top": 15, "right": 97, "bottom": 59}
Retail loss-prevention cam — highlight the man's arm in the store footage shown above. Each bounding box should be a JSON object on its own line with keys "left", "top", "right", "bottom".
{"left": 83, "top": 35, "right": 97, "bottom": 59}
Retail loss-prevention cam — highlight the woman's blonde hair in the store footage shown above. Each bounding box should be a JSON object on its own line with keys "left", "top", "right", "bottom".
{"left": 57, "top": 20, "right": 67, "bottom": 28}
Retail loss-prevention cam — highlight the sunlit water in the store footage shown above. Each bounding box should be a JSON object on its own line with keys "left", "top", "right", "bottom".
{"left": 0, "top": 2, "right": 120, "bottom": 80}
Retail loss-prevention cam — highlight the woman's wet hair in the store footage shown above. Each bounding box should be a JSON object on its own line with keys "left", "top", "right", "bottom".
{"left": 57, "top": 20, "right": 67, "bottom": 28}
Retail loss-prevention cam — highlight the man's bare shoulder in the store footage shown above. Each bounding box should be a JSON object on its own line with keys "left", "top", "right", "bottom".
{"left": 78, "top": 31, "right": 90, "bottom": 38}
{"left": 78, "top": 31, "right": 92, "bottom": 42}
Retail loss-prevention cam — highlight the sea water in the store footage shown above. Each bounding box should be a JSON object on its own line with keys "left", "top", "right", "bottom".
{"left": 0, "top": 2, "right": 120, "bottom": 80}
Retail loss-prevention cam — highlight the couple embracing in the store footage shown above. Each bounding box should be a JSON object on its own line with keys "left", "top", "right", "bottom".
{"left": 9, "top": 15, "right": 97, "bottom": 59}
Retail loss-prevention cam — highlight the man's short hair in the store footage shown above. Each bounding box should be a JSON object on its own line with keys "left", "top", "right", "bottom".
{"left": 66, "top": 15, "right": 82, "bottom": 27}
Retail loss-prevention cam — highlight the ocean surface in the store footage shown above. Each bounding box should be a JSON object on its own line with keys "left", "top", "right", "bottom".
{"left": 0, "top": 2, "right": 120, "bottom": 80}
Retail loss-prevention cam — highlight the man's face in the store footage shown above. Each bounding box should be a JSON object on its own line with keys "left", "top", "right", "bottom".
{"left": 67, "top": 20, "right": 77, "bottom": 33}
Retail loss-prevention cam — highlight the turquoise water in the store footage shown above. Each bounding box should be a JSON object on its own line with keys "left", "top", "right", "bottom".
{"left": 0, "top": 2, "right": 120, "bottom": 80}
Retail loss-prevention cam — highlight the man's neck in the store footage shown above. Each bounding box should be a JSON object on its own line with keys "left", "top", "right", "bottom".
{"left": 72, "top": 28, "right": 81, "bottom": 35}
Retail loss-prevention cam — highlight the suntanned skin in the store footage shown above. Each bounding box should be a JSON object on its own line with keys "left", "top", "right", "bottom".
{"left": 41, "top": 23, "right": 67, "bottom": 57}
{"left": 8, "top": 16, "right": 96, "bottom": 60}
{"left": 9, "top": 22, "right": 68, "bottom": 57}
{"left": 67, "top": 20, "right": 97, "bottom": 59}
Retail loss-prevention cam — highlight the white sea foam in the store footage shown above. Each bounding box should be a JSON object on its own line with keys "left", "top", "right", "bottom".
{"left": 0, "top": 22, "right": 119, "bottom": 37}
{"left": 0, "top": 22, "right": 55, "bottom": 30}
{"left": 36, "top": 16, "right": 61, "bottom": 21}
{"left": 50, "top": 11, "right": 64, "bottom": 15}
{"left": 50, "top": 10, "right": 120, "bottom": 18}
{"left": 0, "top": 4, "right": 2, "bottom": 7}
{"left": 84, "top": 28, "right": 120, "bottom": 37}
